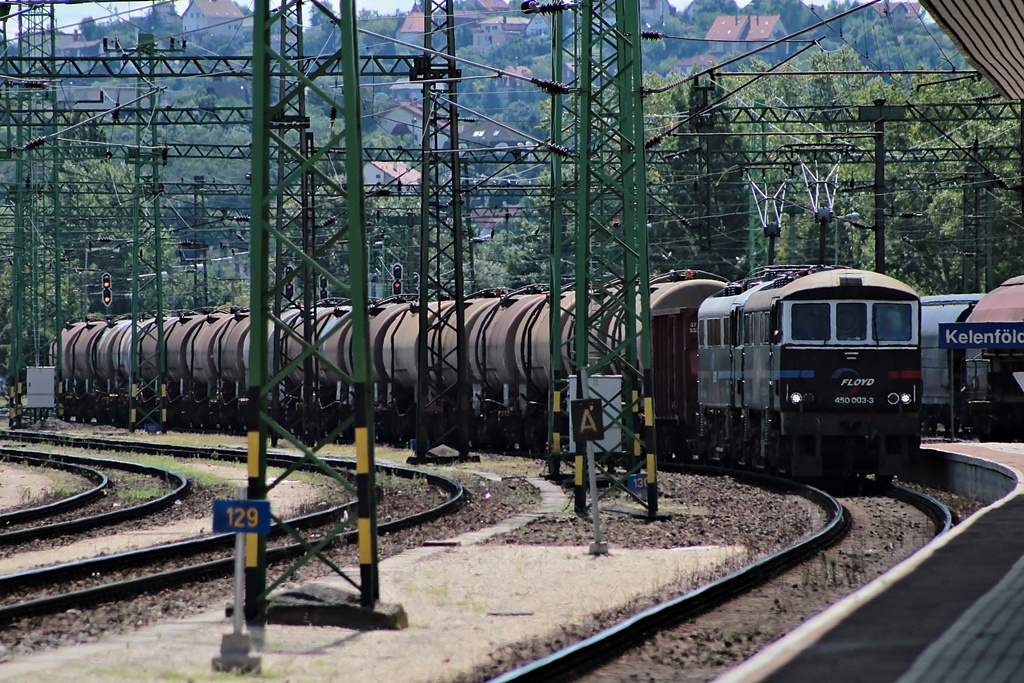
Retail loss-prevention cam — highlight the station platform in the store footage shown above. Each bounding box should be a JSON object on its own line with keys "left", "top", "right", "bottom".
{"left": 720, "top": 442, "right": 1024, "bottom": 683}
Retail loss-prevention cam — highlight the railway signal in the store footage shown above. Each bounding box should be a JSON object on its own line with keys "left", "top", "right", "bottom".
{"left": 101, "top": 272, "right": 112, "bottom": 307}
{"left": 319, "top": 274, "right": 328, "bottom": 300}
{"left": 283, "top": 265, "right": 294, "bottom": 300}
{"left": 392, "top": 263, "right": 403, "bottom": 296}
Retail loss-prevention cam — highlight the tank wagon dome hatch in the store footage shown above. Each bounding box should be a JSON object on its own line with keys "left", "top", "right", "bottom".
{"left": 966, "top": 275, "right": 1024, "bottom": 323}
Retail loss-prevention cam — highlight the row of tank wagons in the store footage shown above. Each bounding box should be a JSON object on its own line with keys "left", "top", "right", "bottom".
{"left": 58, "top": 276, "right": 726, "bottom": 450}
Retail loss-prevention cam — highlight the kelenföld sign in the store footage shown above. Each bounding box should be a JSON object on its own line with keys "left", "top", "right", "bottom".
{"left": 938, "top": 322, "right": 1024, "bottom": 349}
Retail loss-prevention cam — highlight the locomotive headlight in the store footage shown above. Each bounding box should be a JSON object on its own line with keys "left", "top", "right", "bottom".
{"left": 900, "top": 393, "right": 912, "bottom": 405}
{"left": 789, "top": 392, "right": 803, "bottom": 405}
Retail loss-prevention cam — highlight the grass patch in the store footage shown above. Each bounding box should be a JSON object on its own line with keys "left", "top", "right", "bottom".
{"left": 47, "top": 467, "right": 87, "bottom": 497}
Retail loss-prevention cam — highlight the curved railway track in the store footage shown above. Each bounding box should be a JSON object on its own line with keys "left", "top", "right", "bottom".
{"left": 0, "top": 432, "right": 465, "bottom": 627}
{"left": 0, "top": 453, "right": 109, "bottom": 526}
{"left": 0, "top": 448, "right": 189, "bottom": 545}
{"left": 490, "top": 468, "right": 952, "bottom": 683}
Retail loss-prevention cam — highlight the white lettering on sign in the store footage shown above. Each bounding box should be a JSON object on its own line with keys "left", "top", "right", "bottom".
{"left": 944, "top": 328, "right": 1024, "bottom": 346}
{"left": 580, "top": 406, "right": 599, "bottom": 435}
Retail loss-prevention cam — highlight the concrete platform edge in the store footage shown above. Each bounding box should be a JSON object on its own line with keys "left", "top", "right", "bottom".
{"left": 715, "top": 448, "right": 1024, "bottom": 683}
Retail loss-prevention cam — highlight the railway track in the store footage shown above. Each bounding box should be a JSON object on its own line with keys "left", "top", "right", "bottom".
{"left": 0, "top": 431, "right": 465, "bottom": 627}
{"left": 490, "top": 469, "right": 953, "bottom": 683}
{"left": 0, "top": 448, "right": 189, "bottom": 545}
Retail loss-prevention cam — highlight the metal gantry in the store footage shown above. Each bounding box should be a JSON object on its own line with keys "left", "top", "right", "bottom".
{"left": 7, "top": 3, "right": 61, "bottom": 427}
{"left": 571, "top": 0, "right": 657, "bottom": 515}
{"left": 544, "top": 1, "right": 576, "bottom": 477}
{"left": 412, "top": 0, "right": 471, "bottom": 462}
{"left": 127, "top": 34, "right": 169, "bottom": 433}
{"left": 248, "top": 0, "right": 380, "bottom": 620}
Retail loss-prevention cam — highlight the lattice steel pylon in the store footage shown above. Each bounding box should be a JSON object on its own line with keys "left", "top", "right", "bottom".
{"left": 248, "top": 0, "right": 380, "bottom": 619}
{"left": 412, "top": 0, "right": 471, "bottom": 462}
{"left": 127, "top": 34, "right": 168, "bottom": 433}
{"left": 542, "top": 1, "right": 576, "bottom": 477}
{"left": 571, "top": 0, "right": 657, "bottom": 516}
{"left": 7, "top": 3, "right": 62, "bottom": 427}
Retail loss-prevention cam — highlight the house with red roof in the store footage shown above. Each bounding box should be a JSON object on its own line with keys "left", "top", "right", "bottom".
{"left": 869, "top": 1, "right": 923, "bottom": 26}
{"left": 375, "top": 102, "right": 424, "bottom": 137}
{"left": 473, "top": 16, "right": 530, "bottom": 49}
{"left": 181, "top": 0, "right": 249, "bottom": 38}
{"left": 705, "top": 15, "right": 788, "bottom": 60}
{"left": 397, "top": 3, "right": 485, "bottom": 47}
{"left": 465, "top": 0, "right": 509, "bottom": 10}
{"left": 524, "top": 13, "right": 551, "bottom": 38}
{"left": 56, "top": 31, "right": 103, "bottom": 57}
{"left": 364, "top": 161, "right": 421, "bottom": 189}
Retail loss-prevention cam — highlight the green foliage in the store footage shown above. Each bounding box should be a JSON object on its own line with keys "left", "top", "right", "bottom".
{"left": 0, "top": 0, "right": 1019, "bottom": 389}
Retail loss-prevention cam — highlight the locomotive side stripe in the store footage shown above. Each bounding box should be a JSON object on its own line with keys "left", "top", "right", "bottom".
{"left": 888, "top": 370, "right": 923, "bottom": 379}
{"left": 777, "top": 370, "right": 815, "bottom": 379}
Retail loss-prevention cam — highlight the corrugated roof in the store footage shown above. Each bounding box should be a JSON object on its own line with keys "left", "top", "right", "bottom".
{"left": 918, "top": 0, "right": 1024, "bottom": 99}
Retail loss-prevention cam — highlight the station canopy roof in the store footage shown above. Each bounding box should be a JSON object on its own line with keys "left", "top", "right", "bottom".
{"left": 919, "top": 0, "right": 1024, "bottom": 99}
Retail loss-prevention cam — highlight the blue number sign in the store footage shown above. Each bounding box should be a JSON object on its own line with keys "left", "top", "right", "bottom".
{"left": 212, "top": 499, "right": 272, "bottom": 534}
{"left": 627, "top": 473, "right": 648, "bottom": 495}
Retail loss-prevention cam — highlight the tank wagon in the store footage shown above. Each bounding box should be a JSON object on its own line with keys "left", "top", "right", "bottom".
{"left": 963, "top": 276, "right": 1024, "bottom": 441}
{"left": 697, "top": 266, "right": 921, "bottom": 478}
{"left": 919, "top": 294, "right": 983, "bottom": 437}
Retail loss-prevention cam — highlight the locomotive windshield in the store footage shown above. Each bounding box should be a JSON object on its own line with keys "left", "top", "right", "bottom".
{"left": 787, "top": 301, "right": 915, "bottom": 344}
{"left": 873, "top": 303, "right": 913, "bottom": 341}
{"left": 836, "top": 302, "right": 867, "bottom": 341}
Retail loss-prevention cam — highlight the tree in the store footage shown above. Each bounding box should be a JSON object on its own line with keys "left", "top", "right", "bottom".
{"left": 80, "top": 17, "right": 101, "bottom": 41}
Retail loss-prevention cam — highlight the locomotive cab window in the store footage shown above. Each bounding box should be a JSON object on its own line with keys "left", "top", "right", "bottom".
{"left": 836, "top": 302, "right": 867, "bottom": 341}
{"left": 790, "top": 303, "right": 829, "bottom": 341}
{"left": 874, "top": 303, "right": 913, "bottom": 342}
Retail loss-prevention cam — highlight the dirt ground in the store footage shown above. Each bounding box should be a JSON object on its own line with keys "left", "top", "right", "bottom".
{"left": 0, "top": 465, "right": 55, "bottom": 511}
{"left": 0, "top": 461, "right": 318, "bottom": 574}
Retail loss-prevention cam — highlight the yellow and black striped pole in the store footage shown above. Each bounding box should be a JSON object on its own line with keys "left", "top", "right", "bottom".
{"left": 354, "top": 384, "right": 379, "bottom": 605}
{"left": 644, "top": 369, "right": 658, "bottom": 517}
